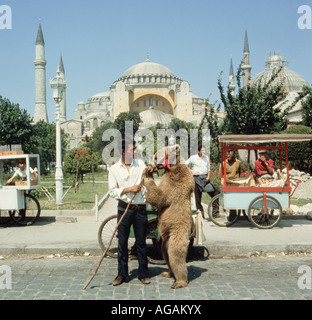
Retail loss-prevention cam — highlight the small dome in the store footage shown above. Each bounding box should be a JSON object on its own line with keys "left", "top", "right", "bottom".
{"left": 122, "top": 59, "right": 174, "bottom": 77}
{"left": 89, "top": 92, "right": 110, "bottom": 99}
{"left": 250, "top": 54, "right": 309, "bottom": 92}
{"left": 139, "top": 107, "right": 175, "bottom": 129}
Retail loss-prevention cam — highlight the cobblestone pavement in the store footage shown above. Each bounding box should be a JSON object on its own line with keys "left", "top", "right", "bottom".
{"left": 1, "top": 253, "right": 312, "bottom": 301}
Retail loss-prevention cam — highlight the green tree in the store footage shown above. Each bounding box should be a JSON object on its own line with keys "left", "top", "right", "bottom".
{"left": 29, "top": 121, "right": 67, "bottom": 174}
{"left": 199, "top": 103, "right": 220, "bottom": 141}
{"left": 168, "top": 118, "right": 196, "bottom": 133}
{"left": 218, "top": 64, "right": 291, "bottom": 134}
{"left": 300, "top": 85, "right": 312, "bottom": 128}
{"left": 84, "top": 113, "right": 142, "bottom": 163}
{"left": 84, "top": 121, "right": 114, "bottom": 154}
{"left": 113, "top": 111, "right": 142, "bottom": 137}
{"left": 198, "top": 101, "right": 222, "bottom": 163}
{"left": 63, "top": 147, "right": 100, "bottom": 182}
{"left": 0, "top": 96, "right": 33, "bottom": 152}
{"left": 169, "top": 118, "right": 196, "bottom": 148}
{"left": 282, "top": 125, "right": 312, "bottom": 173}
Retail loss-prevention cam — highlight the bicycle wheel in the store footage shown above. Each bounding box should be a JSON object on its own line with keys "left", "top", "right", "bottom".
{"left": 97, "top": 215, "right": 136, "bottom": 258}
{"left": 208, "top": 194, "right": 239, "bottom": 227}
{"left": 0, "top": 209, "right": 11, "bottom": 225}
{"left": 247, "top": 195, "right": 282, "bottom": 229}
{"left": 10, "top": 193, "right": 41, "bottom": 226}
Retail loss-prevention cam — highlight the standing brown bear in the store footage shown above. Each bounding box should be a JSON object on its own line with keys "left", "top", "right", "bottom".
{"left": 143, "top": 145, "right": 194, "bottom": 289}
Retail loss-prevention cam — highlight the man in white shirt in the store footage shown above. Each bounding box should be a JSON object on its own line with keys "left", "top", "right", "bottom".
{"left": 108, "top": 139, "right": 152, "bottom": 286}
{"left": 186, "top": 145, "right": 217, "bottom": 217}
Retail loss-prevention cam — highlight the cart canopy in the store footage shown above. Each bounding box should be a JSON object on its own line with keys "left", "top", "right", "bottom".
{"left": 218, "top": 134, "right": 312, "bottom": 144}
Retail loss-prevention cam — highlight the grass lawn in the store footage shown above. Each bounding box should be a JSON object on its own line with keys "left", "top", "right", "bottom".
{"left": 290, "top": 198, "right": 312, "bottom": 207}
{"left": 38, "top": 182, "right": 108, "bottom": 210}
{"left": 34, "top": 169, "right": 109, "bottom": 211}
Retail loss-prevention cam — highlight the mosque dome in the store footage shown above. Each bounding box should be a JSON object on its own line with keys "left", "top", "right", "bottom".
{"left": 113, "top": 58, "right": 183, "bottom": 86}
{"left": 122, "top": 59, "right": 174, "bottom": 78}
{"left": 88, "top": 92, "right": 110, "bottom": 102}
{"left": 250, "top": 53, "right": 309, "bottom": 92}
{"left": 139, "top": 107, "right": 176, "bottom": 129}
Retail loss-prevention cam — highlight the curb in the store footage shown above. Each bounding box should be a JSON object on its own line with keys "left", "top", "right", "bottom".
{"left": 205, "top": 242, "right": 312, "bottom": 256}
{"left": 1, "top": 242, "right": 311, "bottom": 258}
{"left": 0, "top": 245, "right": 103, "bottom": 256}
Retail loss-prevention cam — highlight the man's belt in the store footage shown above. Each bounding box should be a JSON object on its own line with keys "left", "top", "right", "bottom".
{"left": 118, "top": 200, "right": 146, "bottom": 211}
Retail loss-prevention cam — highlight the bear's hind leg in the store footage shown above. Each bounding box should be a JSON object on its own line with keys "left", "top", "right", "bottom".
{"left": 161, "top": 238, "right": 173, "bottom": 278}
{"left": 167, "top": 237, "right": 188, "bottom": 289}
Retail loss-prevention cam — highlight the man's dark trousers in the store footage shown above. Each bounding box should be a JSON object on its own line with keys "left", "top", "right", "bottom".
{"left": 194, "top": 175, "right": 218, "bottom": 213}
{"left": 117, "top": 205, "right": 149, "bottom": 279}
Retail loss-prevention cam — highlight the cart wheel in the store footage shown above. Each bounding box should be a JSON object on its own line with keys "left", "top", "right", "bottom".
{"left": 208, "top": 194, "right": 239, "bottom": 227}
{"left": 10, "top": 194, "right": 41, "bottom": 226}
{"left": 247, "top": 195, "right": 282, "bottom": 229}
{"left": 0, "top": 210, "right": 11, "bottom": 225}
{"left": 97, "top": 215, "right": 136, "bottom": 258}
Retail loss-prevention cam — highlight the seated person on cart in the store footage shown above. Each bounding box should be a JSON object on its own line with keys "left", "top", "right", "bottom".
{"left": 220, "top": 149, "right": 242, "bottom": 183}
{"left": 6, "top": 158, "right": 38, "bottom": 185}
{"left": 220, "top": 149, "right": 243, "bottom": 220}
{"left": 255, "top": 150, "right": 274, "bottom": 179}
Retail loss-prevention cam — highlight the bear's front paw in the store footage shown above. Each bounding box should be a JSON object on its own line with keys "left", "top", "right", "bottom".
{"left": 143, "top": 168, "right": 154, "bottom": 184}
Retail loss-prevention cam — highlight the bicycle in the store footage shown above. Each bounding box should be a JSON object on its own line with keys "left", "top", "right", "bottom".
{"left": 98, "top": 209, "right": 195, "bottom": 265}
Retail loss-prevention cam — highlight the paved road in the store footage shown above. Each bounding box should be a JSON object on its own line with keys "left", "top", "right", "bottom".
{"left": 1, "top": 254, "right": 311, "bottom": 301}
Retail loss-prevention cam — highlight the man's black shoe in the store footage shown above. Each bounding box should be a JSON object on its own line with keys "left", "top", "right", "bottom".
{"left": 113, "top": 275, "right": 126, "bottom": 286}
{"left": 138, "top": 277, "right": 151, "bottom": 284}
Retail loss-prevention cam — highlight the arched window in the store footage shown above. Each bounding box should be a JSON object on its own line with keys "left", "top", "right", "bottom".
{"left": 93, "top": 118, "right": 98, "bottom": 129}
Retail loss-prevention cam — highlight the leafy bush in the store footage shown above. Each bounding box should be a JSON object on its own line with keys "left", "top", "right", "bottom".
{"left": 281, "top": 125, "right": 312, "bottom": 174}
{"left": 63, "top": 147, "right": 100, "bottom": 182}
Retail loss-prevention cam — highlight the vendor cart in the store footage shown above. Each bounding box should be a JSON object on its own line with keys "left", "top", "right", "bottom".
{"left": 0, "top": 154, "right": 41, "bottom": 226}
{"left": 208, "top": 134, "right": 312, "bottom": 229}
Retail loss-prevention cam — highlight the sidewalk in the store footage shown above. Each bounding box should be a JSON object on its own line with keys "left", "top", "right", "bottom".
{"left": 0, "top": 196, "right": 312, "bottom": 256}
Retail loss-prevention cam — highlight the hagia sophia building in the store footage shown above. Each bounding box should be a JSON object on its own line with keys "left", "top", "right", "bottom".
{"left": 32, "top": 23, "right": 310, "bottom": 151}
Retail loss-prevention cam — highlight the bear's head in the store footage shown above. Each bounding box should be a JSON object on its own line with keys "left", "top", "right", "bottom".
{"left": 151, "top": 144, "right": 186, "bottom": 172}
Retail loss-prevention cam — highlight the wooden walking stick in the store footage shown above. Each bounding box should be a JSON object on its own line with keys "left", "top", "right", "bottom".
{"left": 82, "top": 193, "right": 136, "bottom": 290}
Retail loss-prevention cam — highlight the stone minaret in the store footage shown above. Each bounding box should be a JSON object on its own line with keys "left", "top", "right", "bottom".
{"left": 33, "top": 21, "right": 48, "bottom": 123}
{"left": 58, "top": 55, "right": 67, "bottom": 123}
{"left": 229, "top": 55, "right": 235, "bottom": 95}
{"left": 242, "top": 30, "right": 252, "bottom": 87}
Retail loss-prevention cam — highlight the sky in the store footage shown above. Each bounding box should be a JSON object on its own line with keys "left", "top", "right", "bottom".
{"left": 0, "top": 0, "right": 312, "bottom": 123}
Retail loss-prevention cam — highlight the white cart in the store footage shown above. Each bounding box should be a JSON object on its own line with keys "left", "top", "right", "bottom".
{"left": 0, "top": 154, "right": 41, "bottom": 226}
